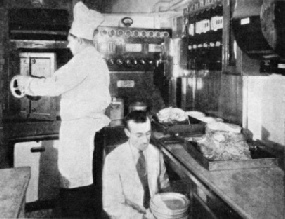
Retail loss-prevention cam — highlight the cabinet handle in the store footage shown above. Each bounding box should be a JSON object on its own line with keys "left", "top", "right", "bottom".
{"left": 31, "top": 147, "right": 45, "bottom": 153}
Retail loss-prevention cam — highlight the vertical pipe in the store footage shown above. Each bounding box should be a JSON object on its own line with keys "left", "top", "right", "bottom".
{"left": 170, "top": 77, "right": 177, "bottom": 107}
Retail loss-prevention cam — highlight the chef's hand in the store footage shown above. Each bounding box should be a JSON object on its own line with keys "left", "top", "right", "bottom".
{"left": 143, "top": 209, "right": 155, "bottom": 219}
{"left": 15, "top": 75, "right": 31, "bottom": 92}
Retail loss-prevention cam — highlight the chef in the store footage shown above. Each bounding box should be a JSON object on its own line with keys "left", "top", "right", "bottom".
{"left": 15, "top": 1, "right": 110, "bottom": 217}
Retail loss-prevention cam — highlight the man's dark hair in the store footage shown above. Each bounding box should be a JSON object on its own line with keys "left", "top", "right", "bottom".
{"left": 123, "top": 111, "right": 150, "bottom": 129}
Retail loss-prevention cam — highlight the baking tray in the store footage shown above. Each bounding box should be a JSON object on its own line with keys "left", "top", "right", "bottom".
{"left": 184, "top": 141, "right": 281, "bottom": 171}
{"left": 151, "top": 116, "right": 206, "bottom": 136}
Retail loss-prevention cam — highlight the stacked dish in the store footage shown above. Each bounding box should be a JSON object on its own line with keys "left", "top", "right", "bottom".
{"left": 150, "top": 193, "right": 189, "bottom": 219}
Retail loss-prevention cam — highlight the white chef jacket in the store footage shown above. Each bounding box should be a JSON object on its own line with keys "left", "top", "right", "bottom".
{"left": 103, "top": 142, "right": 170, "bottom": 219}
{"left": 26, "top": 46, "right": 111, "bottom": 120}
{"left": 25, "top": 46, "right": 111, "bottom": 188}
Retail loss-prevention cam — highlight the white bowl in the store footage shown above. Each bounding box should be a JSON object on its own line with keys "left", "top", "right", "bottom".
{"left": 150, "top": 193, "right": 189, "bottom": 218}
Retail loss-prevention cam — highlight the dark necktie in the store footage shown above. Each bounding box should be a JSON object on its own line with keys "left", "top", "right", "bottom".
{"left": 136, "top": 150, "right": 151, "bottom": 208}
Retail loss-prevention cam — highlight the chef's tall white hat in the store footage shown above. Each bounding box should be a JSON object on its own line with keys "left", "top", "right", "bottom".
{"left": 70, "top": 1, "right": 104, "bottom": 40}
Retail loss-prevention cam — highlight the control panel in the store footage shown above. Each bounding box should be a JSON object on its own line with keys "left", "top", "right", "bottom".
{"left": 95, "top": 26, "right": 171, "bottom": 71}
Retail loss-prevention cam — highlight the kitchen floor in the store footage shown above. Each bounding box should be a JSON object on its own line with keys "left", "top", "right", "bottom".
{"left": 25, "top": 200, "right": 58, "bottom": 218}
{"left": 26, "top": 209, "right": 55, "bottom": 218}
{"left": 26, "top": 207, "right": 110, "bottom": 218}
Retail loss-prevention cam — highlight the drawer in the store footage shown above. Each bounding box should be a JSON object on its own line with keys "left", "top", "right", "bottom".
{"left": 191, "top": 179, "right": 243, "bottom": 219}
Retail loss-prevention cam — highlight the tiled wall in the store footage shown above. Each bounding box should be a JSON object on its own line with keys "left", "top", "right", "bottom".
{"left": 243, "top": 74, "right": 285, "bottom": 146}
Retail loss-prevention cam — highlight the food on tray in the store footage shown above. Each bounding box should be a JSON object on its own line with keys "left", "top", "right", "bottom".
{"left": 197, "top": 122, "right": 251, "bottom": 161}
{"left": 157, "top": 107, "right": 189, "bottom": 123}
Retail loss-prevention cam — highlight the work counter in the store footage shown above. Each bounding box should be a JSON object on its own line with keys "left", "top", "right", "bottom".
{"left": 0, "top": 167, "right": 31, "bottom": 218}
{"left": 152, "top": 134, "right": 284, "bottom": 219}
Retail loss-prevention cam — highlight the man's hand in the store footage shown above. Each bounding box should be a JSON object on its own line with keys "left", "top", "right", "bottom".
{"left": 143, "top": 209, "right": 155, "bottom": 219}
{"left": 16, "top": 76, "right": 31, "bottom": 92}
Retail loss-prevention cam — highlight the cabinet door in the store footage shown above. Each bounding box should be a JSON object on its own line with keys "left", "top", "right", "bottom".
{"left": 14, "top": 140, "right": 60, "bottom": 202}
{"left": 14, "top": 141, "right": 42, "bottom": 203}
{"left": 191, "top": 194, "right": 218, "bottom": 219}
{"left": 38, "top": 140, "right": 60, "bottom": 201}
{"left": 29, "top": 56, "right": 57, "bottom": 120}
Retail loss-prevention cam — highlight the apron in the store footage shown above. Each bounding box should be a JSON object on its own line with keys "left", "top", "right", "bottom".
{"left": 58, "top": 116, "right": 109, "bottom": 188}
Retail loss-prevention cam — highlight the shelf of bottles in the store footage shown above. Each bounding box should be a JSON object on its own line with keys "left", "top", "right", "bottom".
{"left": 184, "top": 0, "right": 223, "bottom": 77}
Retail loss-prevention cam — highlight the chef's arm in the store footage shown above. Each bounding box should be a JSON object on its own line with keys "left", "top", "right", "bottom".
{"left": 102, "top": 157, "right": 145, "bottom": 219}
{"left": 25, "top": 62, "right": 87, "bottom": 97}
